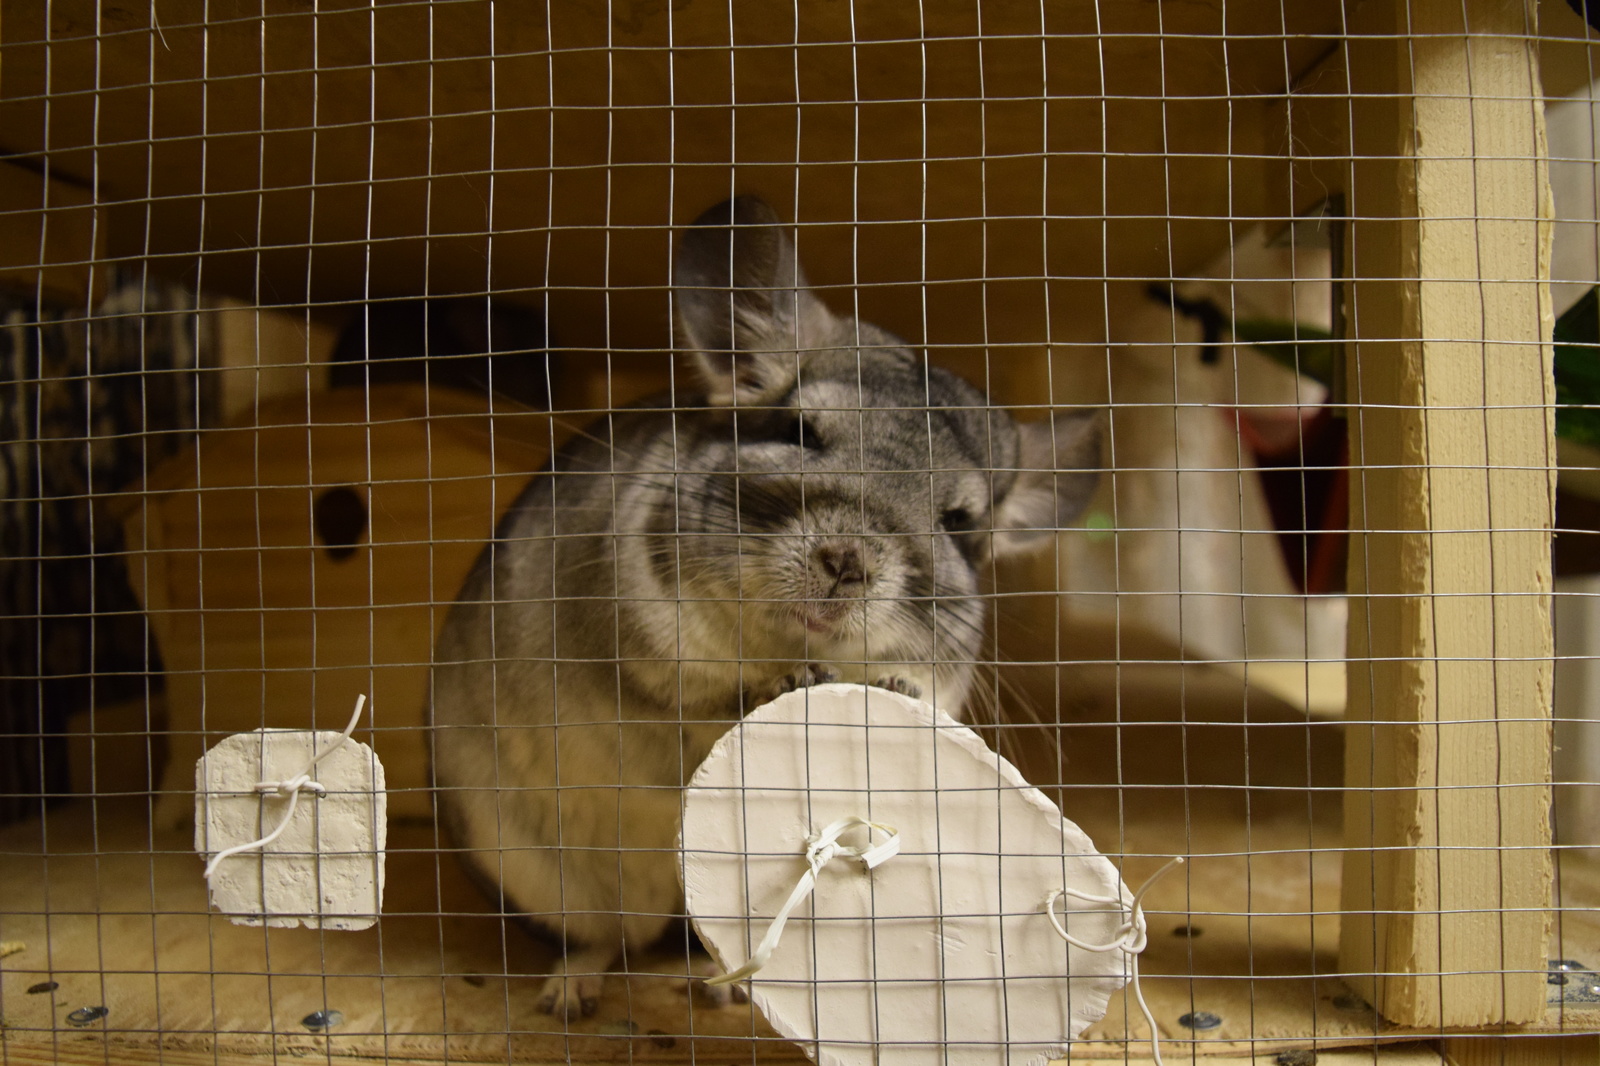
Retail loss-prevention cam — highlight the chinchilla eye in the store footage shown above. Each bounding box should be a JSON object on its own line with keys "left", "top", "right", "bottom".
{"left": 940, "top": 507, "right": 977, "bottom": 534}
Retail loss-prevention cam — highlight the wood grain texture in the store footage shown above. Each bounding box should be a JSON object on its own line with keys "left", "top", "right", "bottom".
{"left": 0, "top": 1041, "right": 1454, "bottom": 1066}
{"left": 0, "top": 161, "right": 102, "bottom": 308}
{"left": 1339, "top": 0, "right": 1557, "bottom": 1030}
{"left": 7, "top": 748, "right": 1594, "bottom": 1062}
{"left": 0, "top": 1, "right": 1347, "bottom": 356}
{"left": 1443, "top": 1033, "right": 1600, "bottom": 1066}
{"left": 116, "top": 385, "right": 547, "bottom": 824}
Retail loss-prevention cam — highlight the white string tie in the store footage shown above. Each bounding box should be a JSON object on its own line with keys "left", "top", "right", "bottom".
{"left": 202, "top": 694, "right": 368, "bottom": 882}
{"left": 706, "top": 815, "right": 900, "bottom": 987}
{"left": 1043, "top": 855, "right": 1185, "bottom": 1066}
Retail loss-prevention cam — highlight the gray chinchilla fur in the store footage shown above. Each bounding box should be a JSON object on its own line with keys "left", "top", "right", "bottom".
{"left": 429, "top": 195, "right": 1101, "bottom": 1018}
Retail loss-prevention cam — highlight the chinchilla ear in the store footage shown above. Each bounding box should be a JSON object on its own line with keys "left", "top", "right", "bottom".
{"left": 992, "top": 407, "right": 1104, "bottom": 556}
{"left": 675, "top": 195, "right": 838, "bottom": 407}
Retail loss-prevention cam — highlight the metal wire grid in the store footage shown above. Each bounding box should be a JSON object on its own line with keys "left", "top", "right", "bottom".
{"left": 0, "top": 0, "right": 1593, "bottom": 1062}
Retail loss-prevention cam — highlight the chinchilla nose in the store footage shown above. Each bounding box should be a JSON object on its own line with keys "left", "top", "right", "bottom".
{"left": 814, "top": 539, "right": 867, "bottom": 590}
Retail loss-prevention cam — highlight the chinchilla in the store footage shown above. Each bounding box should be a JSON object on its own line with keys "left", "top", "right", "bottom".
{"left": 429, "top": 195, "right": 1101, "bottom": 1018}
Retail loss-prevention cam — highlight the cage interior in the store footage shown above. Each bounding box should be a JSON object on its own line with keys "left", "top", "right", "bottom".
{"left": 2, "top": 1, "right": 1599, "bottom": 1064}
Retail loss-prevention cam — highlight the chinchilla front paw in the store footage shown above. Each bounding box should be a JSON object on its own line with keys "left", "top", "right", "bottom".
{"left": 871, "top": 675, "right": 923, "bottom": 700}
{"left": 745, "top": 663, "right": 839, "bottom": 709}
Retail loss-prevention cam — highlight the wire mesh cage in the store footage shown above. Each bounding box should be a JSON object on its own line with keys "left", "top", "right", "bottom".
{"left": 1, "top": 1, "right": 1598, "bottom": 1064}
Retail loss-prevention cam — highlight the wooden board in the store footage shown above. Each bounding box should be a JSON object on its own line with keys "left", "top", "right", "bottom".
{"left": 35, "top": 1038, "right": 1594, "bottom": 1066}
{"left": 0, "top": 160, "right": 102, "bottom": 308}
{"left": 0, "top": 0, "right": 1347, "bottom": 357}
{"left": 9, "top": 652, "right": 1599, "bottom": 1064}
{"left": 4, "top": 779, "right": 1597, "bottom": 1063}
{"left": 1443, "top": 1034, "right": 1600, "bottom": 1066}
{"left": 0, "top": 1040, "right": 1463, "bottom": 1066}
{"left": 115, "top": 384, "right": 549, "bottom": 823}
{"left": 1337, "top": 0, "right": 1557, "bottom": 1030}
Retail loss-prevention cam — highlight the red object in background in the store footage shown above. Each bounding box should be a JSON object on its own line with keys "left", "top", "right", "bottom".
{"left": 1233, "top": 405, "right": 1349, "bottom": 595}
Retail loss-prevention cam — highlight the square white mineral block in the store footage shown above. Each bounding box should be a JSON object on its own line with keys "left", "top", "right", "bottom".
{"left": 196, "top": 728, "right": 386, "bottom": 930}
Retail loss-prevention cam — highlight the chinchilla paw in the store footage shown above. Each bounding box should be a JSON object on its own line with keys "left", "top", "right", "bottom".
{"left": 872, "top": 675, "right": 923, "bottom": 700}
{"left": 746, "top": 663, "right": 840, "bottom": 708}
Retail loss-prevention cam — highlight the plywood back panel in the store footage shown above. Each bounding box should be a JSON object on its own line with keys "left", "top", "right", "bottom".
{"left": 0, "top": 1, "right": 1344, "bottom": 357}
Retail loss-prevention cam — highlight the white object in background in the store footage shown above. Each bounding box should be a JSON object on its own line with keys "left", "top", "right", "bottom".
{"left": 681, "top": 683, "right": 1138, "bottom": 1066}
{"left": 1544, "top": 79, "right": 1600, "bottom": 319}
{"left": 1060, "top": 263, "right": 1349, "bottom": 718}
{"left": 1555, "top": 574, "right": 1600, "bottom": 854}
{"left": 195, "top": 696, "right": 386, "bottom": 929}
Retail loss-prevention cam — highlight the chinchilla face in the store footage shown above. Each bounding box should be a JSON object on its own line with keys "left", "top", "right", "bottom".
{"left": 671, "top": 197, "right": 1101, "bottom": 674}
{"left": 674, "top": 355, "right": 1019, "bottom": 666}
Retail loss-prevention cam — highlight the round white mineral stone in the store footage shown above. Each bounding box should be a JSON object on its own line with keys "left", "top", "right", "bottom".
{"left": 680, "top": 682, "right": 1134, "bottom": 1066}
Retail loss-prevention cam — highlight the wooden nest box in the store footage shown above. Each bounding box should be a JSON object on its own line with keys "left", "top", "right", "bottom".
{"left": 118, "top": 385, "right": 545, "bottom": 823}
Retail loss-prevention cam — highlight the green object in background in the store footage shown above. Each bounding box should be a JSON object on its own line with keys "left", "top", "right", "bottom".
{"left": 1555, "top": 286, "right": 1600, "bottom": 449}
{"left": 1152, "top": 284, "right": 1600, "bottom": 443}
{"left": 1231, "top": 293, "right": 1600, "bottom": 447}
{"left": 1232, "top": 317, "right": 1337, "bottom": 389}
{"left": 1148, "top": 284, "right": 1339, "bottom": 387}
{"left": 1083, "top": 510, "right": 1115, "bottom": 542}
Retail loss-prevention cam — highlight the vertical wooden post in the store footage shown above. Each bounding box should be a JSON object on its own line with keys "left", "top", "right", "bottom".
{"left": 1340, "top": 0, "right": 1556, "bottom": 1028}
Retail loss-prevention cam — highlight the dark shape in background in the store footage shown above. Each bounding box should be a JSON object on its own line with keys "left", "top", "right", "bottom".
{"left": 329, "top": 297, "right": 554, "bottom": 410}
{"left": 0, "top": 275, "right": 212, "bottom": 825}
{"left": 1567, "top": 0, "right": 1600, "bottom": 33}
{"left": 1553, "top": 285, "right": 1600, "bottom": 576}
